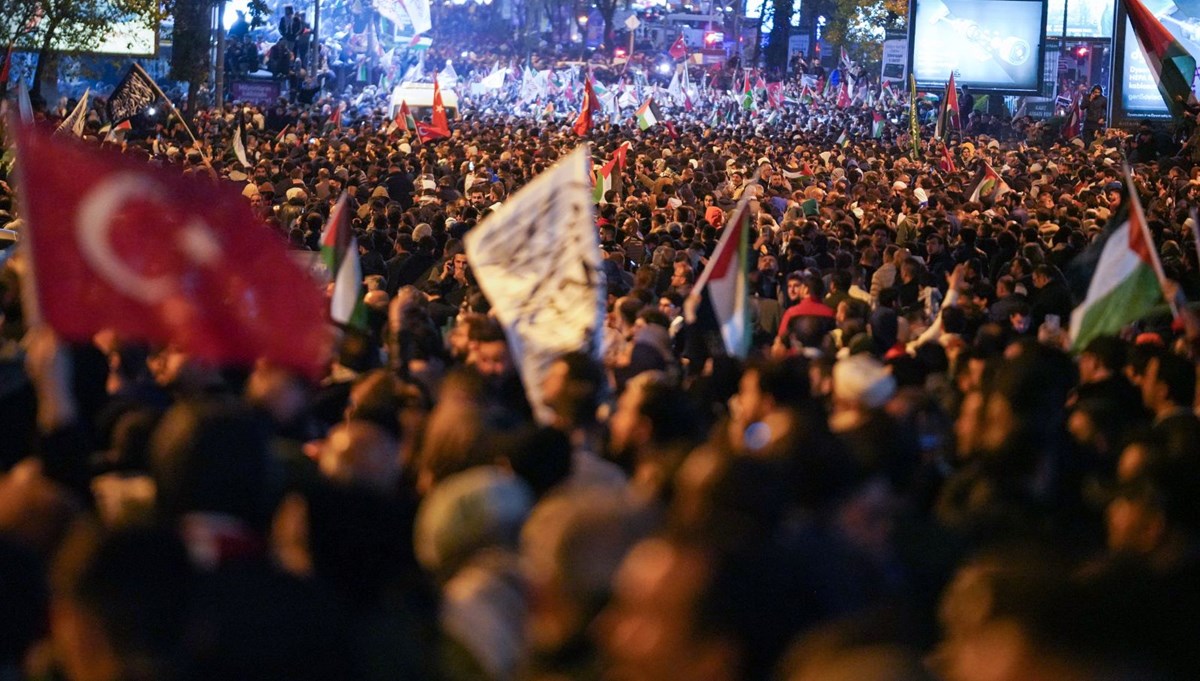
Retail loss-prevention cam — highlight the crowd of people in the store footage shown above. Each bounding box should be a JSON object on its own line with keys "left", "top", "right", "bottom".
{"left": 3, "top": 30, "right": 1200, "bottom": 681}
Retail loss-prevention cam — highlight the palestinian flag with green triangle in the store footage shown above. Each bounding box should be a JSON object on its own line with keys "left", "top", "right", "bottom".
{"left": 741, "top": 72, "right": 755, "bottom": 111}
{"left": 872, "top": 112, "right": 885, "bottom": 138}
{"left": 320, "top": 193, "right": 368, "bottom": 330}
{"left": 1069, "top": 179, "right": 1165, "bottom": 351}
{"left": 593, "top": 156, "right": 622, "bottom": 203}
{"left": 636, "top": 97, "right": 663, "bottom": 130}
{"left": 1122, "top": 0, "right": 1197, "bottom": 118}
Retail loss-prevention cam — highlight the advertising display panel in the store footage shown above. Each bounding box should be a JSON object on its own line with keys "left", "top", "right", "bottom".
{"left": 909, "top": 0, "right": 1048, "bottom": 93}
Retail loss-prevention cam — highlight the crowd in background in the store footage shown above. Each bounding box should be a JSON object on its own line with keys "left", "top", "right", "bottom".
{"left": 3, "top": 25, "right": 1200, "bottom": 681}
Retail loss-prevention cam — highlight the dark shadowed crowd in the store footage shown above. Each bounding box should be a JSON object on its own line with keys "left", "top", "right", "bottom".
{"left": 3, "top": 65, "right": 1200, "bottom": 681}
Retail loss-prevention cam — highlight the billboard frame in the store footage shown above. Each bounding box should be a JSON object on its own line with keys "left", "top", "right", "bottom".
{"left": 907, "top": 0, "right": 1049, "bottom": 95}
{"left": 1109, "top": 0, "right": 1174, "bottom": 126}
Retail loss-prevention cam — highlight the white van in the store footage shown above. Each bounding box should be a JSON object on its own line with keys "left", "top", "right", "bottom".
{"left": 390, "top": 82, "right": 460, "bottom": 120}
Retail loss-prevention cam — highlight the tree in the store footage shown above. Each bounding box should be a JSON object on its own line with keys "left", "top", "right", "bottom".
{"left": 763, "top": 0, "right": 794, "bottom": 73}
{"left": 593, "top": 0, "right": 622, "bottom": 53}
{"left": 823, "top": 0, "right": 907, "bottom": 61}
{"left": 24, "top": 0, "right": 162, "bottom": 96}
{"left": 170, "top": 0, "right": 213, "bottom": 119}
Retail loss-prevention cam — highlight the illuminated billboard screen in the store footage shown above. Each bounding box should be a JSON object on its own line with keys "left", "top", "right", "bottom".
{"left": 909, "top": 0, "right": 1048, "bottom": 93}
{"left": 1112, "top": 0, "right": 1199, "bottom": 121}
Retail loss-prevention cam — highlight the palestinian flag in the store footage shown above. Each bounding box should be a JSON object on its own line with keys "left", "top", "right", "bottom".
{"left": 872, "top": 112, "right": 885, "bottom": 138}
{"left": 1069, "top": 181, "right": 1166, "bottom": 351}
{"left": 592, "top": 156, "right": 623, "bottom": 204}
{"left": 741, "top": 72, "right": 755, "bottom": 111}
{"left": 686, "top": 187, "right": 753, "bottom": 358}
{"left": 836, "top": 129, "right": 849, "bottom": 147}
{"left": 636, "top": 97, "right": 662, "bottom": 130}
{"left": 943, "top": 71, "right": 960, "bottom": 137}
{"left": 102, "top": 119, "right": 132, "bottom": 144}
{"left": 967, "top": 161, "right": 1011, "bottom": 204}
{"left": 320, "top": 193, "right": 368, "bottom": 330}
{"left": 1121, "top": 0, "right": 1197, "bottom": 119}
{"left": 395, "top": 100, "right": 415, "bottom": 133}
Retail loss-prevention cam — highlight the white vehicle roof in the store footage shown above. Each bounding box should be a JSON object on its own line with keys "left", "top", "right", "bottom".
{"left": 391, "top": 82, "right": 460, "bottom": 111}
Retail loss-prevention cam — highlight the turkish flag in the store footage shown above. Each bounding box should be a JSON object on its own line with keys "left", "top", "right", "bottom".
{"left": 669, "top": 35, "right": 687, "bottom": 60}
{"left": 573, "top": 76, "right": 598, "bottom": 136}
{"left": 417, "top": 73, "right": 450, "bottom": 143}
{"left": 15, "top": 122, "right": 332, "bottom": 379}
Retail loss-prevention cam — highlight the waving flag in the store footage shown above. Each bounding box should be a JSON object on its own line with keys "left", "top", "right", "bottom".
{"left": 669, "top": 34, "right": 688, "bottom": 60}
{"left": 593, "top": 155, "right": 622, "bottom": 203}
{"left": 55, "top": 89, "right": 90, "bottom": 137}
{"left": 573, "top": 75, "right": 599, "bottom": 136}
{"left": 107, "top": 64, "right": 159, "bottom": 124}
{"left": 686, "top": 180, "right": 755, "bottom": 358}
{"left": 321, "top": 194, "right": 368, "bottom": 330}
{"left": 943, "top": 72, "right": 960, "bottom": 139}
{"left": 416, "top": 73, "right": 451, "bottom": 142}
{"left": 232, "top": 124, "right": 250, "bottom": 167}
{"left": 1121, "top": 0, "right": 1197, "bottom": 118}
{"left": 463, "top": 146, "right": 604, "bottom": 425}
{"left": 15, "top": 122, "right": 330, "bottom": 379}
{"left": 967, "top": 161, "right": 1011, "bottom": 204}
{"left": 636, "top": 97, "right": 663, "bottom": 130}
{"left": 1070, "top": 175, "right": 1167, "bottom": 350}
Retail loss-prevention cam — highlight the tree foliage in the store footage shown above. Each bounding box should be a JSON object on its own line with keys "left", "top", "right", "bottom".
{"left": 18, "top": 0, "right": 162, "bottom": 94}
{"left": 822, "top": 0, "right": 907, "bottom": 59}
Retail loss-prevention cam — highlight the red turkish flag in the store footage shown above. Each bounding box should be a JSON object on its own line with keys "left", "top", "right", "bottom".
{"left": 669, "top": 34, "right": 687, "bottom": 60}
{"left": 417, "top": 73, "right": 450, "bottom": 143}
{"left": 16, "top": 122, "right": 332, "bottom": 379}
{"left": 573, "top": 76, "right": 599, "bottom": 136}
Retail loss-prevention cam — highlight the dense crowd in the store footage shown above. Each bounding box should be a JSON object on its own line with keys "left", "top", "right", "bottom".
{"left": 3, "top": 42, "right": 1200, "bottom": 681}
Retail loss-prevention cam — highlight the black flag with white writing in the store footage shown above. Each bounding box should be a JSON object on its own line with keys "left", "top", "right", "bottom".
{"left": 106, "top": 64, "right": 159, "bottom": 124}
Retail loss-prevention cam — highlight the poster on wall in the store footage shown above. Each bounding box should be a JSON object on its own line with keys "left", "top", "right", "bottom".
{"left": 1112, "top": 0, "right": 1200, "bottom": 122}
{"left": 881, "top": 38, "right": 909, "bottom": 84}
{"left": 908, "top": 0, "right": 1048, "bottom": 93}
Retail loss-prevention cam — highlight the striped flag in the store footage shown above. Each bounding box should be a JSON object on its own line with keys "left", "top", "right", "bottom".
{"left": 1121, "top": 0, "right": 1196, "bottom": 118}
{"left": 320, "top": 194, "right": 368, "bottom": 330}
{"left": 686, "top": 183, "right": 754, "bottom": 358}
{"left": 1069, "top": 177, "right": 1167, "bottom": 350}
{"left": 967, "top": 161, "right": 1011, "bottom": 204}
{"left": 592, "top": 156, "right": 622, "bottom": 203}
{"left": 871, "top": 111, "right": 885, "bottom": 138}
{"left": 636, "top": 97, "right": 662, "bottom": 130}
